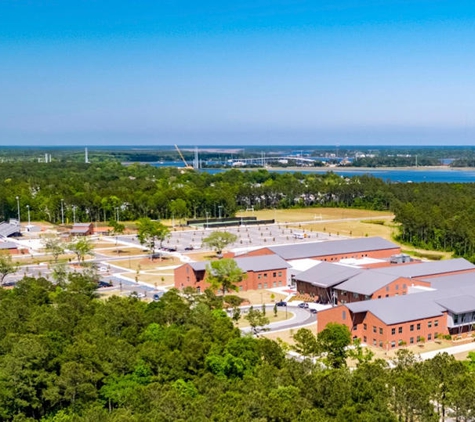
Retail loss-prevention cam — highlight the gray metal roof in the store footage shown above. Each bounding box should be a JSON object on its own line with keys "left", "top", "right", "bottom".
{"left": 373, "top": 258, "right": 475, "bottom": 278}
{"left": 421, "top": 272, "right": 475, "bottom": 290}
{"left": 188, "top": 254, "right": 290, "bottom": 273}
{"left": 0, "top": 241, "right": 17, "bottom": 249}
{"left": 266, "top": 237, "right": 398, "bottom": 260}
{"left": 345, "top": 294, "right": 446, "bottom": 325}
{"left": 345, "top": 284, "right": 475, "bottom": 325}
{"left": 295, "top": 262, "right": 362, "bottom": 288}
{"left": 336, "top": 272, "right": 403, "bottom": 296}
{"left": 435, "top": 295, "right": 475, "bottom": 314}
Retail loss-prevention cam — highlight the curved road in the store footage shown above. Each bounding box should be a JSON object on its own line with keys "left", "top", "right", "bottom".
{"left": 240, "top": 305, "right": 317, "bottom": 334}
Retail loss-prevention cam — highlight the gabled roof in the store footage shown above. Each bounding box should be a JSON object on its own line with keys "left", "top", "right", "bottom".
{"left": 295, "top": 262, "right": 362, "bottom": 288}
{"left": 336, "top": 272, "right": 403, "bottom": 296}
{"left": 435, "top": 295, "right": 475, "bottom": 314}
{"left": 265, "top": 237, "right": 398, "bottom": 260}
{"left": 345, "top": 294, "right": 446, "bottom": 325}
{"left": 188, "top": 254, "right": 290, "bottom": 273}
{"left": 421, "top": 272, "right": 475, "bottom": 290}
{"left": 373, "top": 258, "right": 475, "bottom": 278}
{"left": 344, "top": 284, "right": 475, "bottom": 325}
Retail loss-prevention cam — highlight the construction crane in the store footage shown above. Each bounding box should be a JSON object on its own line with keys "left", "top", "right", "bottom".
{"left": 174, "top": 145, "right": 194, "bottom": 170}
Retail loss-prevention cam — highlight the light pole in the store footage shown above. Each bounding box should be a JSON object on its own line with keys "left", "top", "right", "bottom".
{"left": 15, "top": 196, "right": 20, "bottom": 225}
{"left": 61, "top": 199, "right": 64, "bottom": 225}
{"left": 26, "top": 205, "right": 30, "bottom": 227}
{"left": 72, "top": 206, "right": 76, "bottom": 223}
{"left": 115, "top": 207, "right": 119, "bottom": 222}
{"left": 205, "top": 211, "right": 209, "bottom": 229}
{"left": 218, "top": 205, "right": 223, "bottom": 219}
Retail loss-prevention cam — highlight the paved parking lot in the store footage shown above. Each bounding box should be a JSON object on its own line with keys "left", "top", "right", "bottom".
{"left": 117, "top": 222, "right": 343, "bottom": 255}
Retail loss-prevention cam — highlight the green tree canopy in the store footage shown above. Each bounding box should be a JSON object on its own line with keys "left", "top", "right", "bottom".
{"left": 136, "top": 218, "right": 170, "bottom": 256}
{"left": 203, "top": 231, "right": 238, "bottom": 255}
{"left": 206, "top": 258, "right": 246, "bottom": 295}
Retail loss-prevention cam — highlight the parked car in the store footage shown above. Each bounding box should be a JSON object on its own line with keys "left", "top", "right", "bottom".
{"left": 184, "top": 246, "right": 194, "bottom": 251}
{"left": 276, "top": 301, "right": 287, "bottom": 307}
{"left": 309, "top": 308, "right": 318, "bottom": 314}
{"left": 97, "top": 280, "right": 112, "bottom": 288}
{"left": 298, "top": 302, "right": 309, "bottom": 309}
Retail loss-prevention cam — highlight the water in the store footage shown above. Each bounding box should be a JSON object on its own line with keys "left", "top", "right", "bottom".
{"left": 149, "top": 162, "right": 475, "bottom": 183}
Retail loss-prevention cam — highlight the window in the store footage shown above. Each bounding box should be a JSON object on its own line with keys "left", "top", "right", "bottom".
{"left": 417, "top": 336, "right": 421, "bottom": 342}
{"left": 434, "top": 320, "right": 439, "bottom": 327}
{"left": 353, "top": 292, "right": 359, "bottom": 299}
{"left": 342, "top": 311, "right": 346, "bottom": 320}
{"left": 239, "top": 286, "right": 243, "bottom": 291}
{"left": 428, "top": 321, "right": 432, "bottom": 328}
{"left": 363, "top": 336, "right": 367, "bottom": 343}
{"left": 417, "top": 323, "right": 421, "bottom": 330}
{"left": 403, "top": 284, "right": 407, "bottom": 289}
{"left": 272, "top": 281, "right": 276, "bottom": 287}
{"left": 428, "top": 333, "right": 432, "bottom": 340}
{"left": 379, "top": 327, "right": 383, "bottom": 335}
{"left": 398, "top": 327, "right": 403, "bottom": 334}
{"left": 385, "top": 294, "right": 389, "bottom": 298}
{"left": 373, "top": 339, "right": 377, "bottom": 346}
{"left": 391, "top": 328, "right": 396, "bottom": 335}
{"left": 264, "top": 273, "right": 268, "bottom": 278}
{"left": 379, "top": 341, "right": 383, "bottom": 348}
{"left": 264, "top": 283, "right": 268, "bottom": 288}
{"left": 391, "top": 341, "right": 396, "bottom": 348}
{"left": 378, "top": 295, "right": 381, "bottom": 299}
{"left": 373, "top": 326, "right": 376, "bottom": 333}
{"left": 278, "top": 271, "right": 282, "bottom": 277}
{"left": 258, "top": 274, "right": 262, "bottom": 279}
{"left": 258, "top": 283, "right": 262, "bottom": 289}
{"left": 186, "top": 266, "right": 189, "bottom": 274}
{"left": 278, "top": 281, "right": 282, "bottom": 287}
{"left": 341, "top": 291, "right": 347, "bottom": 296}
{"left": 273, "top": 272, "right": 276, "bottom": 277}
{"left": 410, "top": 324, "right": 414, "bottom": 331}
{"left": 410, "top": 337, "right": 414, "bottom": 344}
{"left": 363, "top": 323, "right": 367, "bottom": 331}
{"left": 386, "top": 286, "right": 389, "bottom": 292}
{"left": 395, "top": 284, "right": 399, "bottom": 290}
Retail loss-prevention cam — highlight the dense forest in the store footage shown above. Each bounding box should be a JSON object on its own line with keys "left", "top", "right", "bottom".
{"left": 2, "top": 161, "right": 475, "bottom": 259}
{"left": 0, "top": 275, "right": 474, "bottom": 421}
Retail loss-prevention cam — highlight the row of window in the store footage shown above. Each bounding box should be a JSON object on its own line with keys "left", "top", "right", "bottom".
{"left": 257, "top": 271, "right": 283, "bottom": 279}
{"left": 257, "top": 281, "right": 283, "bottom": 289}
{"left": 364, "top": 333, "right": 439, "bottom": 348}
{"left": 363, "top": 319, "right": 439, "bottom": 335}
{"left": 322, "top": 254, "right": 369, "bottom": 262}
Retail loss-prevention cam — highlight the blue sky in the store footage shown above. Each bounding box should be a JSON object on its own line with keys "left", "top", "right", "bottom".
{"left": 1, "top": 0, "right": 474, "bottom": 145}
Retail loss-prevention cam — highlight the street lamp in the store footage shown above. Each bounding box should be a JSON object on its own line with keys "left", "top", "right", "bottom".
{"left": 61, "top": 199, "right": 64, "bottom": 225}
{"left": 218, "top": 205, "right": 223, "bottom": 219}
{"left": 72, "top": 206, "right": 76, "bottom": 224}
{"left": 15, "top": 196, "right": 20, "bottom": 225}
{"left": 26, "top": 205, "right": 30, "bottom": 227}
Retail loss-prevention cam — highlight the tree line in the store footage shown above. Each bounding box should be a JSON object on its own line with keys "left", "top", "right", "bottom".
{"left": 0, "top": 275, "right": 474, "bottom": 421}
{"left": 3, "top": 161, "right": 475, "bottom": 259}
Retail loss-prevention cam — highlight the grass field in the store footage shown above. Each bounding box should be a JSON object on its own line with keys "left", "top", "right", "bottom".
{"left": 237, "top": 208, "right": 393, "bottom": 223}
{"left": 108, "top": 256, "right": 179, "bottom": 271}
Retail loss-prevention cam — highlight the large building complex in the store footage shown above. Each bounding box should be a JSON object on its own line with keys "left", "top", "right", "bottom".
{"left": 176, "top": 234, "right": 475, "bottom": 347}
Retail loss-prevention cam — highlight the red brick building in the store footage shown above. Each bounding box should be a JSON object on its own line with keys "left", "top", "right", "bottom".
{"left": 238, "top": 237, "right": 401, "bottom": 262}
{"left": 296, "top": 258, "right": 475, "bottom": 305}
{"left": 317, "top": 259, "right": 475, "bottom": 347}
{"left": 174, "top": 255, "right": 290, "bottom": 292}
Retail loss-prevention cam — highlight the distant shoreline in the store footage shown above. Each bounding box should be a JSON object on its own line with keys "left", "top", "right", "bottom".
{"left": 226, "top": 165, "right": 475, "bottom": 172}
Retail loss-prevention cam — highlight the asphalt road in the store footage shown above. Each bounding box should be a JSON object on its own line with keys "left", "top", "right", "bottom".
{"left": 239, "top": 304, "right": 317, "bottom": 335}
